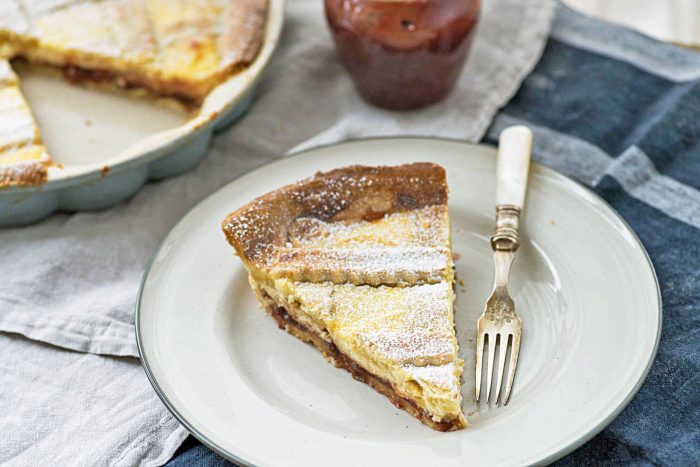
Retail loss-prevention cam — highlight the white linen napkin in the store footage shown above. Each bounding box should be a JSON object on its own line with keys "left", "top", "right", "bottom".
{"left": 0, "top": 333, "right": 189, "bottom": 466}
{"left": 0, "top": 0, "right": 554, "bottom": 464}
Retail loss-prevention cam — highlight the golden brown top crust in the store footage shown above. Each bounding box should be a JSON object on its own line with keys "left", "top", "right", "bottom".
{"left": 221, "top": 0, "right": 269, "bottom": 67}
{"left": 0, "top": 160, "right": 47, "bottom": 187}
{"left": 221, "top": 163, "right": 450, "bottom": 284}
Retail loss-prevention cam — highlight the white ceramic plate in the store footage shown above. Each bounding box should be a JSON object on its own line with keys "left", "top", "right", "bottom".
{"left": 136, "top": 138, "right": 661, "bottom": 467}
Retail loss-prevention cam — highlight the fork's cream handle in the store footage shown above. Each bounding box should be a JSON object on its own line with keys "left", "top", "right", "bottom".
{"left": 496, "top": 126, "right": 533, "bottom": 208}
{"left": 492, "top": 126, "right": 533, "bottom": 252}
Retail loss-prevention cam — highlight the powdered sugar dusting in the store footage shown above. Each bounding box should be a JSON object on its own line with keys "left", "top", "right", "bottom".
{"left": 222, "top": 164, "right": 450, "bottom": 285}
{"left": 351, "top": 282, "right": 457, "bottom": 367}
{"left": 362, "top": 331, "right": 454, "bottom": 365}
{"left": 292, "top": 281, "right": 457, "bottom": 367}
{"left": 273, "top": 246, "right": 450, "bottom": 285}
{"left": 290, "top": 174, "right": 355, "bottom": 220}
{"left": 225, "top": 202, "right": 452, "bottom": 285}
{"left": 0, "top": 158, "right": 48, "bottom": 186}
{"left": 289, "top": 206, "right": 448, "bottom": 248}
{"left": 270, "top": 206, "right": 451, "bottom": 285}
{"left": 223, "top": 197, "right": 283, "bottom": 261}
{"left": 404, "top": 363, "right": 459, "bottom": 392}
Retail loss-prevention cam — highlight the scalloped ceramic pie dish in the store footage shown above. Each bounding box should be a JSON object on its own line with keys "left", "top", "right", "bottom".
{"left": 0, "top": 0, "right": 285, "bottom": 227}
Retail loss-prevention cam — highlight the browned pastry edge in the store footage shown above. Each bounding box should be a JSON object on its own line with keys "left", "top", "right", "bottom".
{"left": 10, "top": 40, "right": 260, "bottom": 108}
{"left": 221, "top": 0, "right": 269, "bottom": 66}
{"left": 256, "top": 289, "right": 466, "bottom": 432}
{"left": 61, "top": 64, "right": 206, "bottom": 110}
{"left": 0, "top": 161, "right": 48, "bottom": 188}
{"left": 221, "top": 163, "right": 449, "bottom": 269}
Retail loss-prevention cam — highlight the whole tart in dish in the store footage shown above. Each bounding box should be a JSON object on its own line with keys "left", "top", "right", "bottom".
{"left": 221, "top": 163, "right": 468, "bottom": 431}
{"left": 0, "top": 0, "right": 268, "bottom": 187}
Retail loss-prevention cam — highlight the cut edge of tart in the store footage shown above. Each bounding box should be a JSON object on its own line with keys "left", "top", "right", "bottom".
{"left": 221, "top": 163, "right": 467, "bottom": 431}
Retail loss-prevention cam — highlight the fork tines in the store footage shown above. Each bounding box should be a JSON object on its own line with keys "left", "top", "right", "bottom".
{"left": 475, "top": 320, "right": 521, "bottom": 405}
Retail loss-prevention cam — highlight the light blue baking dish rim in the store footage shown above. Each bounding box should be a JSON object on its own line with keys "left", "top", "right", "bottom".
{"left": 0, "top": 90, "right": 254, "bottom": 228}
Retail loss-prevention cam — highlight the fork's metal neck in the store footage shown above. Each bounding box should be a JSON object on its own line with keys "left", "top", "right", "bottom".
{"left": 491, "top": 205, "right": 521, "bottom": 252}
{"left": 491, "top": 205, "right": 520, "bottom": 290}
{"left": 493, "top": 250, "right": 514, "bottom": 289}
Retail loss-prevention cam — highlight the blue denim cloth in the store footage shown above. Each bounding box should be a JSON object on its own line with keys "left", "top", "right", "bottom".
{"left": 168, "top": 5, "right": 700, "bottom": 466}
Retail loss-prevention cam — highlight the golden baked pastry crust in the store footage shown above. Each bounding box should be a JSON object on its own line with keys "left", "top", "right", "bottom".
{"left": 0, "top": 160, "right": 48, "bottom": 187}
{"left": 222, "top": 163, "right": 452, "bottom": 286}
{"left": 222, "top": 163, "right": 467, "bottom": 431}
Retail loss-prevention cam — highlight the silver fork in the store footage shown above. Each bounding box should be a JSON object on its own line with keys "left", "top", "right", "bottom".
{"left": 475, "top": 125, "right": 533, "bottom": 406}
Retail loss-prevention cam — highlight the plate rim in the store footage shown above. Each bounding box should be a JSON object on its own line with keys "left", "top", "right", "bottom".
{"left": 135, "top": 136, "right": 662, "bottom": 467}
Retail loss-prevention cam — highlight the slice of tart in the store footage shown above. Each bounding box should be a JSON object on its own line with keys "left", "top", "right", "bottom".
{"left": 221, "top": 163, "right": 467, "bottom": 431}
